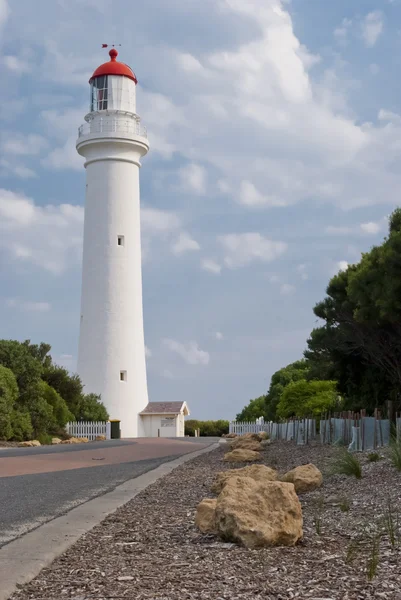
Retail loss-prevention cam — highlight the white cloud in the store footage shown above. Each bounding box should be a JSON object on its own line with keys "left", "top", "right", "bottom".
{"left": 163, "top": 339, "right": 210, "bottom": 366}
{"left": 334, "top": 18, "right": 353, "bottom": 45}
{"left": 238, "top": 180, "right": 284, "bottom": 208}
{"left": 2, "top": 55, "right": 30, "bottom": 73}
{"left": 325, "top": 218, "right": 385, "bottom": 237}
{"left": 337, "top": 260, "right": 349, "bottom": 272}
{"left": 280, "top": 283, "right": 296, "bottom": 295}
{"left": 0, "top": 189, "right": 83, "bottom": 274}
{"left": 219, "top": 233, "right": 287, "bottom": 269}
{"left": 6, "top": 298, "right": 51, "bottom": 312}
{"left": 171, "top": 232, "right": 200, "bottom": 256}
{"left": 0, "top": 160, "right": 37, "bottom": 179}
{"left": 297, "top": 264, "right": 309, "bottom": 281}
{"left": 0, "top": 0, "right": 9, "bottom": 28}
{"left": 201, "top": 259, "right": 222, "bottom": 275}
{"left": 215, "top": 332, "right": 224, "bottom": 341}
{"left": 141, "top": 207, "right": 181, "bottom": 234}
{"left": 178, "top": 163, "right": 207, "bottom": 194}
{"left": 1, "top": 133, "right": 48, "bottom": 156}
{"left": 361, "top": 11, "right": 384, "bottom": 47}
{"left": 360, "top": 221, "right": 381, "bottom": 234}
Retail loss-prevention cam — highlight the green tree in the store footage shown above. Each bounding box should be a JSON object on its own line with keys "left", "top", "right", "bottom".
{"left": 0, "top": 365, "right": 19, "bottom": 440}
{"left": 265, "top": 360, "right": 309, "bottom": 421}
{"left": 42, "top": 366, "right": 83, "bottom": 418}
{"left": 38, "top": 380, "right": 74, "bottom": 428}
{"left": 78, "top": 393, "right": 109, "bottom": 421}
{"left": 236, "top": 395, "right": 266, "bottom": 421}
{"left": 276, "top": 379, "right": 339, "bottom": 419}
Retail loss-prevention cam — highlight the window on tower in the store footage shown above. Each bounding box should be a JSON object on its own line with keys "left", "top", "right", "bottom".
{"left": 120, "top": 370, "right": 127, "bottom": 382}
{"left": 90, "top": 75, "right": 108, "bottom": 111}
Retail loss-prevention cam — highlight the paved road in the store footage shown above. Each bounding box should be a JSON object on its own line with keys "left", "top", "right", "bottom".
{"left": 0, "top": 438, "right": 217, "bottom": 547}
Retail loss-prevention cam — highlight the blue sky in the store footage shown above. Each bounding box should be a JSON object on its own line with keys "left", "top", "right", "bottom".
{"left": 1, "top": 0, "right": 400, "bottom": 420}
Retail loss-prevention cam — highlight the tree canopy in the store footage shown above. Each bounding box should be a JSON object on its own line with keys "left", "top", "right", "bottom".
{"left": 0, "top": 339, "right": 109, "bottom": 441}
{"left": 236, "top": 209, "right": 401, "bottom": 422}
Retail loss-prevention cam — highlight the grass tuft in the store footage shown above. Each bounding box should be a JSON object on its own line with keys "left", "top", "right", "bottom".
{"left": 389, "top": 437, "right": 401, "bottom": 471}
{"left": 367, "top": 452, "right": 380, "bottom": 463}
{"left": 366, "top": 534, "right": 380, "bottom": 581}
{"left": 331, "top": 450, "right": 362, "bottom": 479}
{"left": 339, "top": 495, "right": 350, "bottom": 512}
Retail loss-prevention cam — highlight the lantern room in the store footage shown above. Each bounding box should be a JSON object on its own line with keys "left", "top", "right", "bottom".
{"left": 89, "top": 49, "right": 138, "bottom": 114}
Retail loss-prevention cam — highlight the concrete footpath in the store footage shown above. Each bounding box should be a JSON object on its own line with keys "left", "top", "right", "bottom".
{"left": 0, "top": 442, "right": 219, "bottom": 600}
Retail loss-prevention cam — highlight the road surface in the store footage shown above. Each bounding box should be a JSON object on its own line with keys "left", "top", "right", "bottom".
{"left": 0, "top": 437, "right": 217, "bottom": 547}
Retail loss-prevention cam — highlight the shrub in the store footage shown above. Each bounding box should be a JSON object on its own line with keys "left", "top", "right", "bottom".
{"left": 10, "top": 410, "right": 33, "bottom": 441}
{"left": 78, "top": 393, "right": 109, "bottom": 421}
{"left": 389, "top": 437, "right": 401, "bottom": 472}
{"left": 36, "top": 432, "right": 53, "bottom": 445}
{"left": 184, "top": 419, "right": 229, "bottom": 437}
{"left": 38, "top": 380, "right": 74, "bottom": 428}
{"left": 367, "top": 452, "right": 380, "bottom": 463}
{"left": 0, "top": 365, "right": 19, "bottom": 440}
{"left": 332, "top": 450, "right": 362, "bottom": 479}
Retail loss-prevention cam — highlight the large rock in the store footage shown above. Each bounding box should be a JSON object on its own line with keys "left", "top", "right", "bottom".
{"left": 18, "top": 440, "right": 41, "bottom": 447}
{"left": 223, "top": 449, "right": 262, "bottom": 463}
{"left": 215, "top": 476, "right": 303, "bottom": 548}
{"left": 51, "top": 437, "right": 62, "bottom": 445}
{"left": 257, "top": 431, "right": 270, "bottom": 441}
{"left": 61, "top": 437, "right": 89, "bottom": 444}
{"left": 224, "top": 433, "right": 238, "bottom": 439}
{"left": 230, "top": 437, "right": 262, "bottom": 452}
{"left": 281, "top": 464, "right": 323, "bottom": 494}
{"left": 95, "top": 435, "right": 106, "bottom": 441}
{"left": 212, "top": 464, "right": 278, "bottom": 494}
{"left": 195, "top": 498, "right": 218, "bottom": 534}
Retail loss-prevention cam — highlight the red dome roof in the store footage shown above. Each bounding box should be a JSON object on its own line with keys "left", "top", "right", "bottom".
{"left": 90, "top": 49, "right": 137, "bottom": 84}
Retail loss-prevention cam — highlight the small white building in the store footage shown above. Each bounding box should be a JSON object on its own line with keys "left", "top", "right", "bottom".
{"left": 140, "top": 402, "right": 190, "bottom": 438}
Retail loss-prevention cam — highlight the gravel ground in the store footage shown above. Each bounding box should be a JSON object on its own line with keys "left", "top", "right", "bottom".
{"left": 10, "top": 441, "right": 401, "bottom": 600}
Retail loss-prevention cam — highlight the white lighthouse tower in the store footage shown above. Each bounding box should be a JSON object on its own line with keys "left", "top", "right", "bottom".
{"left": 76, "top": 49, "right": 149, "bottom": 438}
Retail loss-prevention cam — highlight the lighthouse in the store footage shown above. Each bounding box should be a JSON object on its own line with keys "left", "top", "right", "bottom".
{"left": 76, "top": 49, "right": 149, "bottom": 438}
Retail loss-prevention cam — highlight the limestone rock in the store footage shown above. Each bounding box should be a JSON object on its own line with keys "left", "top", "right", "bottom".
{"left": 195, "top": 498, "right": 218, "bottom": 534}
{"left": 18, "top": 440, "right": 41, "bottom": 447}
{"left": 223, "top": 449, "right": 262, "bottom": 463}
{"left": 257, "top": 431, "right": 270, "bottom": 441}
{"left": 95, "top": 435, "right": 107, "bottom": 441}
{"left": 215, "top": 476, "right": 303, "bottom": 548}
{"left": 212, "top": 464, "right": 278, "bottom": 494}
{"left": 224, "top": 433, "right": 238, "bottom": 439}
{"left": 51, "top": 437, "right": 62, "bottom": 445}
{"left": 61, "top": 437, "right": 89, "bottom": 444}
{"left": 230, "top": 437, "right": 262, "bottom": 452}
{"left": 281, "top": 463, "right": 323, "bottom": 494}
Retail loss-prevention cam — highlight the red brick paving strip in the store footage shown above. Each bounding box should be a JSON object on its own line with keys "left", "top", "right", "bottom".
{"left": 0, "top": 439, "right": 208, "bottom": 478}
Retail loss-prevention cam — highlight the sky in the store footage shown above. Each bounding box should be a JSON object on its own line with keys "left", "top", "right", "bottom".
{"left": 1, "top": 0, "right": 401, "bottom": 421}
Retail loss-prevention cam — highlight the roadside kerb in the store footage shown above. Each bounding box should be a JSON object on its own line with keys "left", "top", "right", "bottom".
{"left": 0, "top": 442, "right": 219, "bottom": 600}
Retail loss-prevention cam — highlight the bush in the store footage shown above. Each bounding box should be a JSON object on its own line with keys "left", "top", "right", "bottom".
{"left": 0, "top": 365, "right": 19, "bottom": 440}
{"left": 184, "top": 419, "right": 229, "bottom": 437}
{"left": 38, "top": 380, "right": 74, "bottom": 428}
{"left": 331, "top": 450, "right": 362, "bottom": 479}
{"left": 78, "top": 393, "right": 109, "bottom": 421}
{"left": 277, "top": 379, "right": 339, "bottom": 419}
{"left": 36, "top": 432, "right": 53, "bottom": 445}
{"left": 389, "top": 437, "right": 401, "bottom": 471}
{"left": 10, "top": 410, "right": 33, "bottom": 441}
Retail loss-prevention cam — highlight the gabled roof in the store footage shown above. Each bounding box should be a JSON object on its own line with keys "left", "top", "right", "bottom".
{"left": 140, "top": 401, "right": 190, "bottom": 416}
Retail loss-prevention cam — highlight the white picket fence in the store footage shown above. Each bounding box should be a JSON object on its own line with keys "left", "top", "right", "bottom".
{"left": 65, "top": 421, "right": 111, "bottom": 441}
{"left": 229, "top": 418, "right": 317, "bottom": 445}
{"left": 229, "top": 420, "right": 271, "bottom": 436}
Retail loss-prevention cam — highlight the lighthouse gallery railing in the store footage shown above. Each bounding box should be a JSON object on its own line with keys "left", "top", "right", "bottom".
{"left": 78, "top": 117, "right": 147, "bottom": 138}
